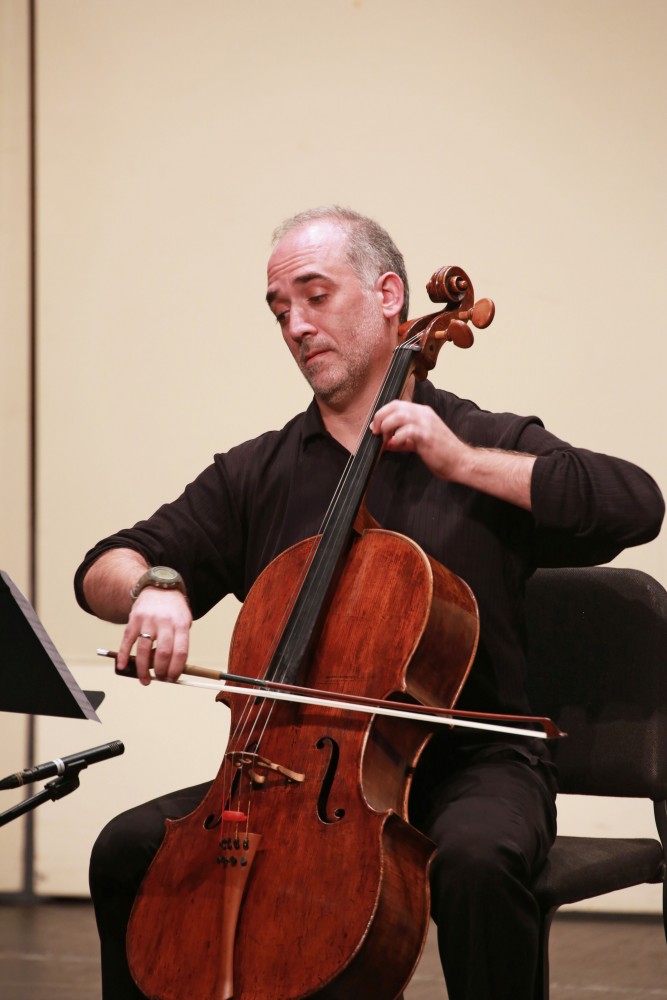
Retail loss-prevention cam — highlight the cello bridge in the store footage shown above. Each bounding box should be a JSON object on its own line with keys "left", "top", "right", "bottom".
{"left": 225, "top": 751, "right": 305, "bottom": 786}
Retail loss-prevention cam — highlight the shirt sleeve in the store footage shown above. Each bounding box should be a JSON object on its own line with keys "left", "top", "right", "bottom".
{"left": 434, "top": 387, "right": 664, "bottom": 569}
{"left": 518, "top": 422, "right": 664, "bottom": 567}
{"left": 74, "top": 454, "right": 247, "bottom": 619}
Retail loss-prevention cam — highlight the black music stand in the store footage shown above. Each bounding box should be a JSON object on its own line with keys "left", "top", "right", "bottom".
{"left": 0, "top": 570, "right": 108, "bottom": 826}
{"left": 0, "top": 570, "right": 102, "bottom": 719}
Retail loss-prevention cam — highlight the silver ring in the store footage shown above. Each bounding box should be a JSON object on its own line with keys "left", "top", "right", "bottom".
{"left": 139, "top": 632, "right": 153, "bottom": 641}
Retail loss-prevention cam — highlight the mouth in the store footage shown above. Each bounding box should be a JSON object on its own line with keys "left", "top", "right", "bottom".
{"left": 302, "top": 347, "right": 329, "bottom": 364}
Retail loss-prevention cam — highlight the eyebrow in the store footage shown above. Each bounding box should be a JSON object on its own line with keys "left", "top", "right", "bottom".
{"left": 266, "top": 271, "right": 330, "bottom": 306}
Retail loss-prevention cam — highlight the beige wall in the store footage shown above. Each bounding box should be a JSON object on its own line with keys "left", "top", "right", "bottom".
{"left": 0, "top": 0, "right": 31, "bottom": 893}
{"left": 1, "top": 0, "right": 665, "bottom": 910}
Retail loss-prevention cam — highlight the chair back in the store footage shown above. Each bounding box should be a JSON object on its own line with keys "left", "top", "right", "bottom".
{"left": 525, "top": 567, "right": 667, "bottom": 799}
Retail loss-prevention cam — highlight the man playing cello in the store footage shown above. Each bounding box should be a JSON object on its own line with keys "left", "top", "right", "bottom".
{"left": 76, "top": 206, "right": 664, "bottom": 999}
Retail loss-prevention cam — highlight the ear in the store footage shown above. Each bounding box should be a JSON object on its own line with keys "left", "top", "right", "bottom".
{"left": 374, "top": 272, "right": 404, "bottom": 321}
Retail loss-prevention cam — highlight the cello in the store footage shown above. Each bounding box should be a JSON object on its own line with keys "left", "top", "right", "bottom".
{"left": 122, "top": 267, "right": 553, "bottom": 999}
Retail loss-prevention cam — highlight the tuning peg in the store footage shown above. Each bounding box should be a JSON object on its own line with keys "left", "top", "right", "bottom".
{"left": 471, "top": 298, "right": 495, "bottom": 329}
{"left": 447, "top": 320, "right": 475, "bottom": 349}
{"left": 458, "top": 299, "right": 495, "bottom": 330}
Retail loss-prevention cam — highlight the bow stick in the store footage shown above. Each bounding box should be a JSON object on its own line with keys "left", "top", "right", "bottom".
{"left": 97, "top": 650, "right": 565, "bottom": 740}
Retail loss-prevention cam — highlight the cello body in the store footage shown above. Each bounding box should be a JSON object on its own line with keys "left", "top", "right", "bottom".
{"left": 127, "top": 528, "right": 478, "bottom": 1000}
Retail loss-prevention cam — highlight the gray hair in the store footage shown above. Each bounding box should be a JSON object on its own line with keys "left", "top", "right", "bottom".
{"left": 271, "top": 206, "right": 409, "bottom": 323}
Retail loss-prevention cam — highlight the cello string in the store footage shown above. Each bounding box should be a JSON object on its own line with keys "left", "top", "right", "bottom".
{"left": 264, "top": 338, "right": 418, "bottom": 690}
{"left": 222, "top": 334, "right": 423, "bottom": 765}
{"left": 238, "top": 336, "right": 423, "bottom": 762}
{"left": 226, "top": 338, "right": 412, "bottom": 711}
{"left": 242, "top": 338, "right": 421, "bottom": 755}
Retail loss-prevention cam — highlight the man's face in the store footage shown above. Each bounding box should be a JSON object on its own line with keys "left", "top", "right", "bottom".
{"left": 266, "top": 220, "right": 396, "bottom": 407}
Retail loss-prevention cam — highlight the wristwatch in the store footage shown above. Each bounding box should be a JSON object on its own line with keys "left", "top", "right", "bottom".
{"left": 130, "top": 566, "right": 187, "bottom": 601}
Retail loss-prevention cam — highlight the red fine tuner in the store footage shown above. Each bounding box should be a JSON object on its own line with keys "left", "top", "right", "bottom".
{"left": 221, "top": 810, "right": 247, "bottom": 823}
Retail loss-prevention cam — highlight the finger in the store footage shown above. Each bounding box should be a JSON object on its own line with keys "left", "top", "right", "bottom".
{"left": 117, "top": 623, "right": 138, "bottom": 673}
{"left": 375, "top": 403, "right": 422, "bottom": 439}
{"left": 117, "top": 624, "right": 151, "bottom": 684}
{"left": 371, "top": 401, "right": 403, "bottom": 434}
{"left": 374, "top": 398, "right": 407, "bottom": 418}
{"left": 385, "top": 420, "right": 421, "bottom": 452}
{"left": 134, "top": 631, "right": 156, "bottom": 685}
{"left": 151, "top": 631, "right": 175, "bottom": 681}
{"left": 116, "top": 630, "right": 132, "bottom": 673}
{"left": 149, "top": 620, "right": 191, "bottom": 683}
{"left": 169, "top": 628, "right": 191, "bottom": 682}
{"left": 371, "top": 412, "right": 402, "bottom": 442}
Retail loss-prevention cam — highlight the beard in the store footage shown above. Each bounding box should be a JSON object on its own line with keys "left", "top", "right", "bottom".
{"left": 299, "top": 302, "right": 389, "bottom": 407}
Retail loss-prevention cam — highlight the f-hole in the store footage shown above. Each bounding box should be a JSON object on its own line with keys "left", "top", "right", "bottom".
{"left": 316, "top": 736, "right": 345, "bottom": 824}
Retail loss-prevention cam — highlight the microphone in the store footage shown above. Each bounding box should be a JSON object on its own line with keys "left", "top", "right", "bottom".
{"left": 0, "top": 741, "right": 125, "bottom": 790}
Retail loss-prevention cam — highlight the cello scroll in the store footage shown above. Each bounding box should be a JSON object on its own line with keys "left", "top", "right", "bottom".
{"left": 400, "top": 264, "right": 495, "bottom": 374}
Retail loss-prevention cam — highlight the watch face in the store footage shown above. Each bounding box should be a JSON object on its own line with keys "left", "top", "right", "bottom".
{"left": 151, "top": 567, "right": 178, "bottom": 584}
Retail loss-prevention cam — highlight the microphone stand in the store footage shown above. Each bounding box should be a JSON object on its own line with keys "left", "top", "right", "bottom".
{"left": 0, "top": 761, "right": 88, "bottom": 828}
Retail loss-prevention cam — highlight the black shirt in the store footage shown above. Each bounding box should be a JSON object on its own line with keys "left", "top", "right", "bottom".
{"left": 75, "top": 380, "right": 663, "bottom": 716}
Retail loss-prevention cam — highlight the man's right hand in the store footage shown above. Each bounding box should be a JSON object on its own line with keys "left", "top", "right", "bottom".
{"left": 83, "top": 548, "right": 193, "bottom": 684}
{"left": 117, "top": 588, "right": 192, "bottom": 684}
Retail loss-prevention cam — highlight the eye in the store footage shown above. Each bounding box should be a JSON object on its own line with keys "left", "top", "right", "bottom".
{"left": 309, "top": 294, "right": 327, "bottom": 305}
{"left": 275, "top": 310, "right": 289, "bottom": 327}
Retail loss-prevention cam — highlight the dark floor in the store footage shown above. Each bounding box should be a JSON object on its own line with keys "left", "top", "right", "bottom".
{"left": 0, "top": 899, "right": 665, "bottom": 999}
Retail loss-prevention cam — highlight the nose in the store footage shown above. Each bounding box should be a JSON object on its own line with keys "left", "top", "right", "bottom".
{"left": 284, "top": 304, "right": 317, "bottom": 343}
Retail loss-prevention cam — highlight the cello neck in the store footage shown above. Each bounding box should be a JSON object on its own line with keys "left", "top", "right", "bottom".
{"left": 265, "top": 341, "right": 418, "bottom": 687}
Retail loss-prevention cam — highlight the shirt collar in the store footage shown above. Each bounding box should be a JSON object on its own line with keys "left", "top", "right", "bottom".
{"left": 302, "top": 397, "right": 329, "bottom": 445}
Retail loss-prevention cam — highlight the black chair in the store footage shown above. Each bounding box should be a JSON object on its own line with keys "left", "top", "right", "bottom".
{"left": 525, "top": 566, "right": 667, "bottom": 999}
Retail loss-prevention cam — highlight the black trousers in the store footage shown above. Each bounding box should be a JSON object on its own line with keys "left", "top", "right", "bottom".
{"left": 89, "top": 738, "right": 557, "bottom": 1000}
